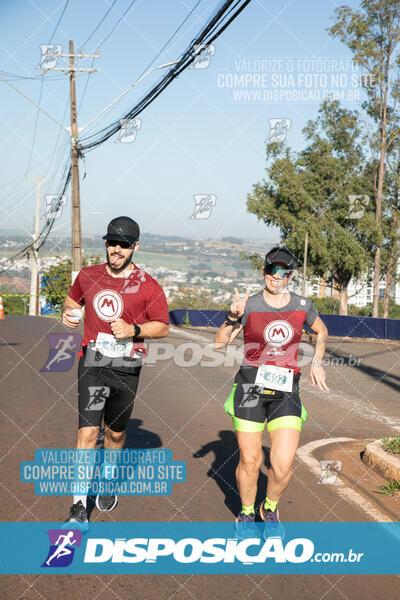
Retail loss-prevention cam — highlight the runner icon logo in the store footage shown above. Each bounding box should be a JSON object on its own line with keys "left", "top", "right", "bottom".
{"left": 41, "top": 529, "right": 82, "bottom": 568}
{"left": 238, "top": 384, "right": 262, "bottom": 408}
{"left": 93, "top": 290, "right": 123, "bottom": 322}
{"left": 190, "top": 195, "right": 217, "bottom": 220}
{"left": 317, "top": 460, "right": 342, "bottom": 484}
{"left": 263, "top": 320, "right": 294, "bottom": 347}
{"left": 268, "top": 118, "right": 291, "bottom": 143}
{"left": 41, "top": 333, "right": 82, "bottom": 372}
{"left": 86, "top": 386, "right": 110, "bottom": 411}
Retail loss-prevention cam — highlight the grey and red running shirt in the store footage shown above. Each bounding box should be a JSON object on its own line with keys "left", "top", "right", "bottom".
{"left": 239, "top": 290, "right": 317, "bottom": 375}
{"left": 68, "top": 263, "right": 169, "bottom": 356}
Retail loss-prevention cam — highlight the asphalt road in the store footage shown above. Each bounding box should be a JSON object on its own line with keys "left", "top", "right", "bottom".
{"left": 0, "top": 316, "right": 399, "bottom": 599}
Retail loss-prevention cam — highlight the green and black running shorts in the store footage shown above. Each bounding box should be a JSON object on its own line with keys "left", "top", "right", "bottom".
{"left": 224, "top": 365, "right": 307, "bottom": 433}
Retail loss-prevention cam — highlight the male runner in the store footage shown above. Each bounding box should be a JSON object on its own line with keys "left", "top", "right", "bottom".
{"left": 62, "top": 216, "right": 170, "bottom": 528}
{"left": 215, "top": 246, "right": 329, "bottom": 524}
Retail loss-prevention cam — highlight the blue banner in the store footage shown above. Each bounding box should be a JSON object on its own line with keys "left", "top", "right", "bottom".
{"left": 20, "top": 449, "right": 186, "bottom": 496}
{"left": 169, "top": 310, "right": 400, "bottom": 341}
{"left": 0, "top": 522, "right": 399, "bottom": 574}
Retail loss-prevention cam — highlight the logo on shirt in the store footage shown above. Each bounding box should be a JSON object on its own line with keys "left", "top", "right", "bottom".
{"left": 263, "top": 320, "right": 294, "bottom": 347}
{"left": 93, "top": 290, "right": 123, "bottom": 321}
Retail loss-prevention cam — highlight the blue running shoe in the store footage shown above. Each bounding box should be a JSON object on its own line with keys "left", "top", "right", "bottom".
{"left": 259, "top": 504, "right": 285, "bottom": 539}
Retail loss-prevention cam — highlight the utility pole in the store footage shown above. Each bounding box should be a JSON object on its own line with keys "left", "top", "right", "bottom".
{"left": 41, "top": 41, "right": 99, "bottom": 282}
{"left": 302, "top": 231, "right": 308, "bottom": 296}
{"left": 24, "top": 176, "right": 53, "bottom": 315}
{"left": 4, "top": 47, "right": 179, "bottom": 286}
{"left": 69, "top": 40, "right": 82, "bottom": 284}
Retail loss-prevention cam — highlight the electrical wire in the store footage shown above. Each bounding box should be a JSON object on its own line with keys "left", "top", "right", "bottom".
{"left": 79, "top": 0, "right": 252, "bottom": 151}
{"left": 97, "top": 0, "right": 138, "bottom": 46}
{"left": 81, "top": 0, "right": 118, "bottom": 47}
{"left": 0, "top": 0, "right": 252, "bottom": 274}
{"left": 25, "top": 0, "right": 70, "bottom": 175}
{"left": 78, "top": 0, "right": 206, "bottom": 135}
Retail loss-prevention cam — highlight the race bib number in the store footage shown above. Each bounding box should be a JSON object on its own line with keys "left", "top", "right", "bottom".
{"left": 255, "top": 364, "right": 293, "bottom": 392}
{"left": 95, "top": 332, "right": 133, "bottom": 358}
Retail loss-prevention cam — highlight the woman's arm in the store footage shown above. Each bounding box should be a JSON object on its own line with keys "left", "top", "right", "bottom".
{"left": 308, "top": 316, "right": 330, "bottom": 392}
{"left": 214, "top": 288, "right": 249, "bottom": 349}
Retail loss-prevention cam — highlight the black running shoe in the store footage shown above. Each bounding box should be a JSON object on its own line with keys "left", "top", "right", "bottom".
{"left": 96, "top": 494, "right": 118, "bottom": 512}
{"left": 62, "top": 500, "right": 89, "bottom": 531}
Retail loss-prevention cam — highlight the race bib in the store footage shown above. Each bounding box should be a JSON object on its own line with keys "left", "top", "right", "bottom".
{"left": 255, "top": 364, "right": 293, "bottom": 392}
{"left": 95, "top": 332, "right": 134, "bottom": 358}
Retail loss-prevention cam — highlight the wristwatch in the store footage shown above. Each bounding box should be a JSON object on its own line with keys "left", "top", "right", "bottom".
{"left": 133, "top": 324, "right": 141, "bottom": 338}
{"left": 224, "top": 313, "right": 238, "bottom": 326}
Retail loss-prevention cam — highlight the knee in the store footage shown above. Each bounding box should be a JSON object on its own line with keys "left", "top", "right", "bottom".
{"left": 270, "top": 454, "right": 294, "bottom": 481}
{"left": 239, "top": 450, "right": 262, "bottom": 475}
{"left": 104, "top": 425, "right": 126, "bottom": 445}
{"left": 77, "top": 427, "right": 99, "bottom": 448}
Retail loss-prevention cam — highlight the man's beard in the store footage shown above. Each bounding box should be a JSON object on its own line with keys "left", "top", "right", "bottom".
{"left": 106, "top": 249, "right": 133, "bottom": 273}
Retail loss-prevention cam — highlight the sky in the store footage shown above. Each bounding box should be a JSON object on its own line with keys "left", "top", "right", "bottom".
{"left": 0, "top": 0, "right": 363, "bottom": 245}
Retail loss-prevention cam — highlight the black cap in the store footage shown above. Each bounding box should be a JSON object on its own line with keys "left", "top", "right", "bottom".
{"left": 264, "top": 246, "right": 298, "bottom": 270}
{"left": 103, "top": 216, "right": 140, "bottom": 244}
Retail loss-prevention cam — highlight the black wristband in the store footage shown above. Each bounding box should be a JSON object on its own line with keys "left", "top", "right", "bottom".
{"left": 224, "top": 313, "right": 238, "bottom": 326}
{"left": 133, "top": 324, "right": 141, "bottom": 337}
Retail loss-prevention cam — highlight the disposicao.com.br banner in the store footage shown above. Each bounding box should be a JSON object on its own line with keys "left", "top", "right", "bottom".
{"left": 0, "top": 522, "right": 399, "bottom": 574}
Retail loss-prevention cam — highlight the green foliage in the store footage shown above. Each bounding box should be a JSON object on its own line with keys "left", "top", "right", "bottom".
{"left": 375, "top": 479, "right": 400, "bottom": 496}
{"left": 169, "top": 288, "right": 228, "bottom": 311}
{"left": 240, "top": 252, "right": 263, "bottom": 272}
{"left": 309, "top": 296, "right": 366, "bottom": 316}
{"left": 183, "top": 311, "right": 191, "bottom": 326}
{"left": 247, "top": 99, "right": 375, "bottom": 314}
{"left": 357, "top": 298, "right": 400, "bottom": 318}
{"left": 41, "top": 255, "right": 102, "bottom": 310}
{"left": 221, "top": 236, "right": 243, "bottom": 245}
{"left": 329, "top": 0, "right": 400, "bottom": 316}
{"left": 382, "top": 436, "right": 400, "bottom": 455}
{"left": 2, "top": 294, "right": 29, "bottom": 315}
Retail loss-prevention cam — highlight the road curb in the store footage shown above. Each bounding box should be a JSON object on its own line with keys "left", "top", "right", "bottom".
{"left": 362, "top": 440, "right": 400, "bottom": 481}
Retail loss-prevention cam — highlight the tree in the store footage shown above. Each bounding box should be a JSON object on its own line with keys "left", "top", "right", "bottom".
{"left": 247, "top": 99, "right": 374, "bottom": 315}
{"left": 41, "top": 255, "right": 101, "bottom": 310}
{"left": 381, "top": 143, "right": 400, "bottom": 317}
{"left": 329, "top": 0, "right": 400, "bottom": 316}
{"left": 168, "top": 288, "right": 228, "bottom": 310}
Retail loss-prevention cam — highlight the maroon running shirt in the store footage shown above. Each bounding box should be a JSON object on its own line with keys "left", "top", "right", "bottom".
{"left": 240, "top": 290, "right": 318, "bottom": 375}
{"left": 68, "top": 263, "right": 169, "bottom": 356}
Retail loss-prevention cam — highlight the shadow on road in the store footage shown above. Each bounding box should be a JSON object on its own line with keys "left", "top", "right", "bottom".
{"left": 86, "top": 419, "right": 162, "bottom": 518}
{"left": 193, "top": 430, "right": 271, "bottom": 518}
{"left": 125, "top": 418, "right": 163, "bottom": 449}
{"left": 327, "top": 347, "right": 400, "bottom": 394}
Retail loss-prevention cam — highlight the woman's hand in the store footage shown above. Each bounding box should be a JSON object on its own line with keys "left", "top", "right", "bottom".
{"left": 310, "top": 363, "right": 330, "bottom": 392}
{"left": 229, "top": 288, "right": 250, "bottom": 320}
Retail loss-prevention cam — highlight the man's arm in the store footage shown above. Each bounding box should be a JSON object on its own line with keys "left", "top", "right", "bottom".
{"left": 62, "top": 295, "right": 83, "bottom": 329}
{"left": 308, "top": 316, "right": 329, "bottom": 392}
{"left": 110, "top": 319, "right": 169, "bottom": 339}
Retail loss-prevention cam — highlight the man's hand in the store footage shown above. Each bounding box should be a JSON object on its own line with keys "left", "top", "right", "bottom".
{"left": 62, "top": 309, "right": 81, "bottom": 329}
{"left": 229, "top": 288, "right": 250, "bottom": 320}
{"left": 110, "top": 318, "right": 134, "bottom": 339}
{"left": 310, "top": 364, "right": 330, "bottom": 392}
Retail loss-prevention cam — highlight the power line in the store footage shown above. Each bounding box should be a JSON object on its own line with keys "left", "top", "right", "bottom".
{"left": 80, "top": 0, "right": 252, "bottom": 151}
{"left": 79, "top": 0, "right": 216, "bottom": 136}
{"left": 81, "top": 0, "right": 119, "bottom": 47}
{"left": 25, "top": 0, "right": 71, "bottom": 175}
{"left": 1, "top": 0, "right": 252, "bottom": 274}
{"left": 98, "top": 0, "right": 138, "bottom": 46}
{"left": 139, "top": 0, "right": 204, "bottom": 76}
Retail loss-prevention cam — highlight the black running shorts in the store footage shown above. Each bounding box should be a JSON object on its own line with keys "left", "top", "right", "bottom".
{"left": 77, "top": 348, "right": 141, "bottom": 431}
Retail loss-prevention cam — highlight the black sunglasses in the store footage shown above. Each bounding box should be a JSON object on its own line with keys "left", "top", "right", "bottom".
{"left": 106, "top": 239, "right": 135, "bottom": 249}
